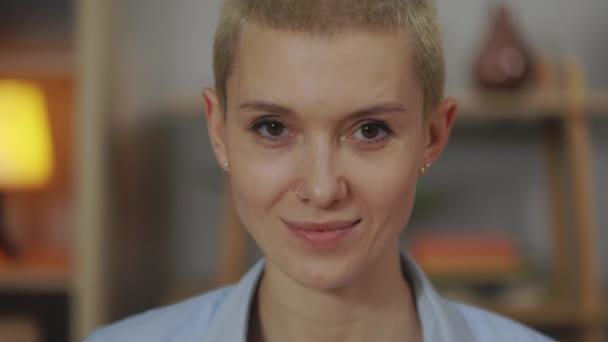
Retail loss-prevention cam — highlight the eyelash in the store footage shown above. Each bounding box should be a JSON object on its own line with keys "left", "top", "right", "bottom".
{"left": 250, "top": 118, "right": 291, "bottom": 142}
{"left": 351, "top": 120, "right": 394, "bottom": 145}
{"left": 249, "top": 118, "right": 394, "bottom": 146}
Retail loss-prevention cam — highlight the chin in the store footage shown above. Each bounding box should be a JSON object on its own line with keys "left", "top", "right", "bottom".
{"left": 282, "top": 255, "right": 363, "bottom": 291}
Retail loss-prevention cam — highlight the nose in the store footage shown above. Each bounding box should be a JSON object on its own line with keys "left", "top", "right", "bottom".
{"left": 299, "top": 142, "right": 347, "bottom": 208}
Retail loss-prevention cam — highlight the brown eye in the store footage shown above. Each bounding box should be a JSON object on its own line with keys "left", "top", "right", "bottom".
{"left": 360, "top": 124, "right": 380, "bottom": 139}
{"left": 252, "top": 119, "right": 291, "bottom": 140}
{"left": 265, "top": 121, "right": 285, "bottom": 136}
{"left": 351, "top": 121, "right": 393, "bottom": 144}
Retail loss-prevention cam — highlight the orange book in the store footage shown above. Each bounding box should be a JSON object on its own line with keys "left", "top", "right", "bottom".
{"left": 408, "top": 233, "right": 522, "bottom": 276}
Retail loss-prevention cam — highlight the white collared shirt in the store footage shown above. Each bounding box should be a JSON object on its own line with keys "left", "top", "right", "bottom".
{"left": 85, "top": 254, "right": 555, "bottom": 341}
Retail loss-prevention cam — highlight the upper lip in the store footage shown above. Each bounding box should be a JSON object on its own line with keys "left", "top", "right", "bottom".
{"left": 282, "top": 219, "right": 361, "bottom": 231}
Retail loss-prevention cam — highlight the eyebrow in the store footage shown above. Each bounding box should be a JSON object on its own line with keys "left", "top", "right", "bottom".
{"left": 238, "top": 101, "right": 408, "bottom": 119}
{"left": 348, "top": 102, "right": 408, "bottom": 119}
{"left": 239, "top": 101, "right": 295, "bottom": 116}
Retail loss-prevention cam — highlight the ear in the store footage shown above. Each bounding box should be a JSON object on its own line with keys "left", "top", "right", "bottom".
{"left": 422, "top": 97, "right": 457, "bottom": 167}
{"left": 203, "top": 88, "right": 229, "bottom": 171}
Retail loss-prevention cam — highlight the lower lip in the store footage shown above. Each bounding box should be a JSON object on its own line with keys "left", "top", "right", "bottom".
{"left": 288, "top": 222, "right": 358, "bottom": 249}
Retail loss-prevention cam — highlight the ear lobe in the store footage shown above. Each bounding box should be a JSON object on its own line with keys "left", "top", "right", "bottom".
{"left": 423, "top": 98, "right": 457, "bottom": 165}
{"left": 202, "top": 88, "right": 228, "bottom": 170}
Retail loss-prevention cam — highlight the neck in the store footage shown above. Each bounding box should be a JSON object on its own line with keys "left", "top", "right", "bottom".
{"left": 249, "top": 249, "right": 421, "bottom": 342}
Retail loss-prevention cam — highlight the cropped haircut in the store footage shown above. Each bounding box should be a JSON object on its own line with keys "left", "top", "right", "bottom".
{"left": 213, "top": 0, "right": 445, "bottom": 119}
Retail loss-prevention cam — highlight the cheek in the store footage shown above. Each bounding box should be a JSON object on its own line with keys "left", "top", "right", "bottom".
{"left": 225, "top": 131, "right": 293, "bottom": 231}
{"left": 352, "top": 144, "right": 421, "bottom": 235}
{"left": 365, "top": 164, "right": 418, "bottom": 223}
{"left": 384, "top": 172, "right": 418, "bottom": 230}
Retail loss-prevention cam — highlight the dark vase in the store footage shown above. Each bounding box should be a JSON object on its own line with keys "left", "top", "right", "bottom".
{"left": 473, "top": 3, "right": 534, "bottom": 90}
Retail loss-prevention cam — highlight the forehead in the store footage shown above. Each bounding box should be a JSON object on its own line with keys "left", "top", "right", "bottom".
{"left": 228, "top": 25, "right": 422, "bottom": 114}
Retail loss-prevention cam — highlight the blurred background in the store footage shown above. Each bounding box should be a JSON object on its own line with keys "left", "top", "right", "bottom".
{"left": 0, "top": 0, "right": 606, "bottom": 341}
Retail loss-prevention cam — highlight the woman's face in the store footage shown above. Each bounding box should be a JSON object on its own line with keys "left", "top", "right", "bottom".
{"left": 205, "top": 26, "right": 454, "bottom": 290}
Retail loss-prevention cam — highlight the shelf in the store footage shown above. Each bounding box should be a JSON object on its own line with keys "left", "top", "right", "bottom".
{"left": 492, "top": 302, "right": 594, "bottom": 328}
{"left": 450, "top": 88, "right": 608, "bottom": 120}
{"left": 464, "top": 299, "right": 607, "bottom": 329}
{"left": 0, "top": 249, "right": 72, "bottom": 293}
{"left": 0, "top": 267, "right": 70, "bottom": 293}
{"left": 0, "top": 36, "right": 73, "bottom": 77}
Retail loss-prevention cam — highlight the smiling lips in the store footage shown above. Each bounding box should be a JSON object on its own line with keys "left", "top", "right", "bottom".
{"left": 283, "top": 219, "right": 361, "bottom": 248}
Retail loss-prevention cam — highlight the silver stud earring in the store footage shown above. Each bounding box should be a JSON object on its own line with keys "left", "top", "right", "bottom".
{"left": 223, "top": 161, "right": 229, "bottom": 169}
{"left": 420, "top": 162, "right": 431, "bottom": 175}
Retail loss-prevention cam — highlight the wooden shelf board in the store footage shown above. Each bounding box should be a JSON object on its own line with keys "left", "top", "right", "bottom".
{"left": 0, "top": 248, "right": 72, "bottom": 292}
{"left": 0, "top": 50, "right": 73, "bottom": 78}
{"left": 0, "top": 36, "right": 73, "bottom": 77}
{"left": 586, "top": 90, "right": 608, "bottom": 116}
{"left": 469, "top": 300, "right": 607, "bottom": 328}
{"left": 0, "top": 267, "right": 71, "bottom": 292}
{"left": 450, "top": 88, "right": 608, "bottom": 120}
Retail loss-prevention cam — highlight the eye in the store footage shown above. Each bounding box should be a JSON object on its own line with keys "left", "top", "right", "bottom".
{"left": 252, "top": 119, "right": 291, "bottom": 139}
{"left": 351, "top": 121, "right": 393, "bottom": 143}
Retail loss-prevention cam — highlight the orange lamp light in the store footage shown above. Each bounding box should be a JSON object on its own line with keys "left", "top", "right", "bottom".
{"left": 0, "top": 80, "right": 54, "bottom": 189}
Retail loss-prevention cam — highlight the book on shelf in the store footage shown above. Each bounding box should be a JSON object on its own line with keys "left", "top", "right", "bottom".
{"left": 407, "top": 232, "right": 522, "bottom": 279}
{"left": 405, "top": 232, "right": 549, "bottom": 310}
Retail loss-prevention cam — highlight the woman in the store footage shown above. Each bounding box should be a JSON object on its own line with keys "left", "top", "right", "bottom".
{"left": 86, "top": 0, "right": 554, "bottom": 341}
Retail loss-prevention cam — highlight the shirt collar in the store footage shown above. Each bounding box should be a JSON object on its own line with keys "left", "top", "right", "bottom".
{"left": 400, "top": 253, "right": 476, "bottom": 341}
{"left": 205, "top": 254, "right": 475, "bottom": 342}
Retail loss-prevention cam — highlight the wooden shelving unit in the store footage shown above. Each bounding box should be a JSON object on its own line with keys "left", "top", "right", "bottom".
{"left": 453, "top": 88, "right": 608, "bottom": 119}
{"left": 0, "top": 2, "right": 78, "bottom": 342}
{"left": 446, "top": 60, "right": 606, "bottom": 342}
{"left": 1, "top": 1, "right": 154, "bottom": 340}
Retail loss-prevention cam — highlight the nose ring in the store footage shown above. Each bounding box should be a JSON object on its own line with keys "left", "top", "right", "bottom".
{"left": 295, "top": 184, "right": 305, "bottom": 199}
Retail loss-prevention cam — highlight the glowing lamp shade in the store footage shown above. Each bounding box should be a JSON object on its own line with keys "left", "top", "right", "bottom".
{"left": 0, "top": 80, "right": 54, "bottom": 189}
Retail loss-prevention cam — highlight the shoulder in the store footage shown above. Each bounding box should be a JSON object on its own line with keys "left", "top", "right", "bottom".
{"left": 83, "top": 286, "right": 234, "bottom": 342}
{"left": 450, "top": 300, "right": 555, "bottom": 342}
{"left": 84, "top": 260, "right": 265, "bottom": 342}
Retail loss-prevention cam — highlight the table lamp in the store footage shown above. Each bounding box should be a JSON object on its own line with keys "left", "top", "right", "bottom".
{"left": 0, "top": 80, "right": 54, "bottom": 258}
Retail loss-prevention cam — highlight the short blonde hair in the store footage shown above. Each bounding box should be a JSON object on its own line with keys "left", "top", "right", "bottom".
{"left": 213, "top": 0, "right": 445, "bottom": 118}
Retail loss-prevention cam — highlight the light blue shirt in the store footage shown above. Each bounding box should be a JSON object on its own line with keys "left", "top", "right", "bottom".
{"left": 85, "top": 254, "right": 555, "bottom": 341}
